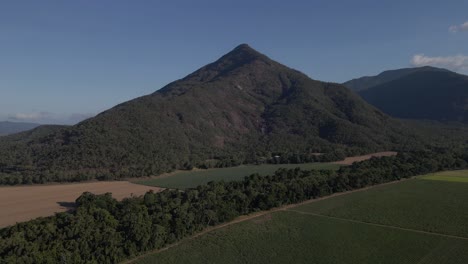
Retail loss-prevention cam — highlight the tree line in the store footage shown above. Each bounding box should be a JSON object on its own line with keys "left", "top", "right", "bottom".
{"left": 0, "top": 133, "right": 358, "bottom": 185}
{"left": 1, "top": 149, "right": 467, "bottom": 263}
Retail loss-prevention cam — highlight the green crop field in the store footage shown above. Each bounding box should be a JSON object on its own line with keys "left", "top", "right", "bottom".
{"left": 133, "top": 211, "right": 468, "bottom": 264}
{"left": 131, "top": 171, "right": 468, "bottom": 264}
{"left": 297, "top": 173, "right": 468, "bottom": 238}
{"left": 421, "top": 169, "right": 468, "bottom": 183}
{"left": 134, "top": 163, "right": 341, "bottom": 189}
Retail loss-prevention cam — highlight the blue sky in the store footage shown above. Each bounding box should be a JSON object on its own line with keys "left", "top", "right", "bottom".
{"left": 1, "top": 0, "right": 467, "bottom": 124}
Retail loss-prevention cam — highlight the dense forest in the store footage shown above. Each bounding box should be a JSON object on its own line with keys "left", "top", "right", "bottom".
{"left": 2, "top": 149, "right": 467, "bottom": 263}
{"left": 345, "top": 67, "right": 468, "bottom": 122}
{"left": 343, "top": 66, "right": 448, "bottom": 92}
{"left": 0, "top": 44, "right": 428, "bottom": 185}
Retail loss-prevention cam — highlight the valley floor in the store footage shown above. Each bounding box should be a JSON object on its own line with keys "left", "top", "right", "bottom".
{"left": 0, "top": 152, "right": 395, "bottom": 228}
{"left": 135, "top": 151, "right": 397, "bottom": 189}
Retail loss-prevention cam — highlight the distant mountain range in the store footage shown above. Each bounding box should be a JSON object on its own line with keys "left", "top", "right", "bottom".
{"left": 0, "top": 121, "right": 40, "bottom": 136}
{"left": 344, "top": 66, "right": 449, "bottom": 92}
{"left": 0, "top": 44, "right": 418, "bottom": 184}
{"left": 344, "top": 67, "right": 468, "bottom": 122}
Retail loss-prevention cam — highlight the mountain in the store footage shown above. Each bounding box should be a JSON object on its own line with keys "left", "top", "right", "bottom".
{"left": 0, "top": 44, "right": 417, "bottom": 184}
{"left": 343, "top": 66, "right": 449, "bottom": 92}
{"left": 0, "top": 121, "right": 40, "bottom": 136}
{"left": 344, "top": 67, "right": 468, "bottom": 122}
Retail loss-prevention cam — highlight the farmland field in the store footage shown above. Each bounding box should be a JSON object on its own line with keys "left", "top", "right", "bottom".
{"left": 421, "top": 169, "right": 468, "bottom": 183}
{"left": 135, "top": 162, "right": 341, "bottom": 189}
{"left": 0, "top": 181, "right": 162, "bottom": 228}
{"left": 131, "top": 171, "right": 468, "bottom": 264}
{"left": 134, "top": 212, "right": 468, "bottom": 264}
{"left": 297, "top": 172, "right": 468, "bottom": 237}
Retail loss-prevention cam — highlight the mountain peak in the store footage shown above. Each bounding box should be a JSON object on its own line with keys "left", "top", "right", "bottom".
{"left": 159, "top": 44, "right": 275, "bottom": 93}
{"left": 0, "top": 43, "right": 414, "bottom": 184}
{"left": 231, "top": 43, "right": 259, "bottom": 54}
{"left": 221, "top": 43, "right": 268, "bottom": 63}
{"left": 233, "top": 43, "right": 253, "bottom": 50}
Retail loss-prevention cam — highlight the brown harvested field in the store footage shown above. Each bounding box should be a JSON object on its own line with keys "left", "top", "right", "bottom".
{"left": 0, "top": 181, "right": 162, "bottom": 228}
{"left": 0, "top": 152, "right": 395, "bottom": 228}
{"left": 333, "top": 151, "right": 397, "bottom": 165}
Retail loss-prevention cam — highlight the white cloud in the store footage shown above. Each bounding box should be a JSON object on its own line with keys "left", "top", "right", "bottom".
{"left": 449, "top": 25, "right": 458, "bottom": 33}
{"left": 7, "top": 112, "right": 95, "bottom": 124}
{"left": 8, "top": 112, "right": 54, "bottom": 122}
{"left": 411, "top": 54, "right": 468, "bottom": 72}
{"left": 449, "top": 21, "right": 468, "bottom": 33}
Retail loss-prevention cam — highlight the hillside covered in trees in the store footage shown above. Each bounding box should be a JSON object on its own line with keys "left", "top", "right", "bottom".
{"left": 0, "top": 45, "right": 450, "bottom": 184}
{"left": 344, "top": 67, "right": 468, "bottom": 122}
{"left": 343, "top": 66, "right": 449, "bottom": 92}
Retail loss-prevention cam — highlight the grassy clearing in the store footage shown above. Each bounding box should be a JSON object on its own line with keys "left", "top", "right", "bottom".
{"left": 294, "top": 177, "right": 468, "bottom": 238}
{"left": 135, "top": 163, "right": 340, "bottom": 189}
{"left": 421, "top": 169, "right": 468, "bottom": 183}
{"left": 134, "top": 211, "right": 468, "bottom": 264}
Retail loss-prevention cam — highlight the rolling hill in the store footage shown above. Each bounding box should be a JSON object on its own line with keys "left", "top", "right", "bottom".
{"left": 343, "top": 66, "right": 449, "bottom": 92}
{"left": 344, "top": 67, "right": 468, "bottom": 122}
{"left": 0, "top": 44, "right": 418, "bottom": 184}
{"left": 0, "top": 121, "right": 40, "bottom": 136}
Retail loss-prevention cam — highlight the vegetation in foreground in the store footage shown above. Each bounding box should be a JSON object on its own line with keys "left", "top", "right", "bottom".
{"left": 135, "top": 162, "right": 341, "bottom": 189}
{"left": 135, "top": 212, "right": 468, "bottom": 264}
{"left": 1, "top": 150, "right": 466, "bottom": 263}
{"left": 134, "top": 171, "right": 468, "bottom": 264}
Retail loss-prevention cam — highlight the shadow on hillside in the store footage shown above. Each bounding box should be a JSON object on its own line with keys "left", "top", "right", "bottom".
{"left": 57, "top": 201, "right": 76, "bottom": 212}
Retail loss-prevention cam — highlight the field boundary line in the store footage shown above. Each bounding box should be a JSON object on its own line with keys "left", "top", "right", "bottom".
{"left": 130, "top": 151, "right": 395, "bottom": 185}
{"left": 122, "top": 178, "right": 413, "bottom": 263}
{"left": 287, "top": 209, "right": 468, "bottom": 241}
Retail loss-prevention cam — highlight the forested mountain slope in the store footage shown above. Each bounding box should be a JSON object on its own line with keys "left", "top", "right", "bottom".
{"left": 0, "top": 44, "right": 420, "bottom": 184}
{"left": 343, "top": 66, "right": 448, "bottom": 92}
{"left": 347, "top": 68, "right": 468, "bottom": 122}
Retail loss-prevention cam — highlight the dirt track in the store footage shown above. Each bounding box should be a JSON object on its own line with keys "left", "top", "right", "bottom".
{"left": 0, "top": 181, "right": 162, "bottom": 228}
{"left": 333, "top": 151, "right": 397, "bottom": 165}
